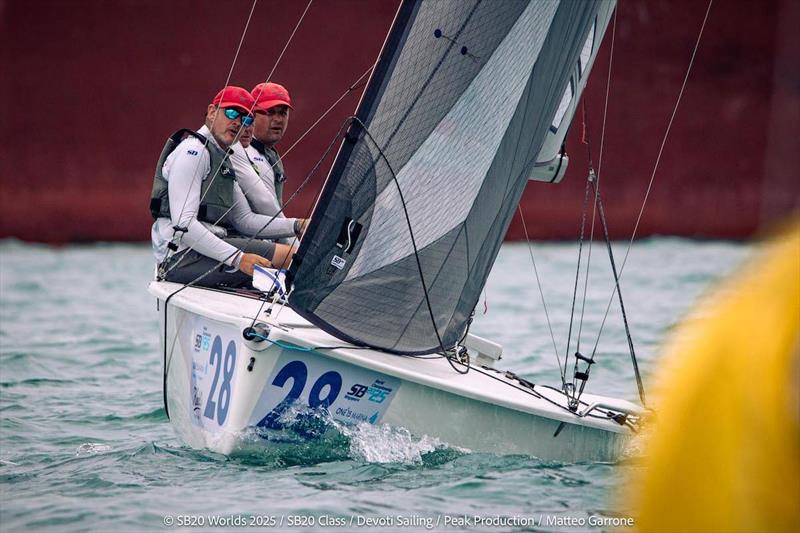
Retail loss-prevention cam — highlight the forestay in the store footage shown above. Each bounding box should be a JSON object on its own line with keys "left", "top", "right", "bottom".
{"left": 288, "top": 0, "right": 615, "bottom": 354}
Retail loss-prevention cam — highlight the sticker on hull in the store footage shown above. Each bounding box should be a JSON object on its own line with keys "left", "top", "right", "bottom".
{"left": 187, "top": 318, "right": 241, "bottom": 432}
{"left": 248, "top": 351, "right": 401, "bottom": 429}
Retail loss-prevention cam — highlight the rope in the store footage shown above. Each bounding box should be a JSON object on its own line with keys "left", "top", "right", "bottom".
{"left": 587, "top": 0, "right": 714, "bottom": 367}
{"left": 517, "top": 205, "right": 564, "bottom": 386}
{"left": 163, "top": 0, "right": 312, "bottom": 271}
{"left": 242, "top": 332, "right": 624, "bottom": 426}
{"left": 160, "top": 115, "right": 351, "bottom": 343}
{"left": 564, "top": 10, "right": 617, "bottom": 389}
{"left": 564, "top": 175, "right": 592, "bottom": 384}
{"left": 159, "top": 129, "right": 339, "bottom": 414}
{"left": 576, "top": 183, "right": 647, "bottom": 406}
{"left": 263, "top": 0, "right": 313, "bottom": 86}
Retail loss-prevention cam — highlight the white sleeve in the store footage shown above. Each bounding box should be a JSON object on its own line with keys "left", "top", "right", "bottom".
{"left": 229, "top": 182, "right": 298, "bottom": 239}
{"left": 231, "top": 144, "right": 284, "bottom": 217}
{"left": 166, "top": 143, "right": 241, "bottom": 266}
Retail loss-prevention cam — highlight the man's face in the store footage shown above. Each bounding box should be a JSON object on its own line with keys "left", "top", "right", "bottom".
{"left": 207, "top": 105, "right": 253, "bottom": 148}
{"left": 253, "top": 105, "right": 289, "bottom": 147}
{"left": 239, "top": 123, "right": 254, "bottom": 148}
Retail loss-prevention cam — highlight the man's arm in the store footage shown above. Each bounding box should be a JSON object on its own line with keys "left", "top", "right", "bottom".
{"left": 230, "top": 144, "right": 283, "bottom": 217}
{"left": 166, "top": 143, "right": 242, "bottom": 267}
{"left": 228, "top": 182, "right": 299, "bottom": 240}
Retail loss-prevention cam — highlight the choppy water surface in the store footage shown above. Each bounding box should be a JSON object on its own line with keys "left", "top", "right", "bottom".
{"left": 0, "top": 239, "right": 750, "bottom": 532}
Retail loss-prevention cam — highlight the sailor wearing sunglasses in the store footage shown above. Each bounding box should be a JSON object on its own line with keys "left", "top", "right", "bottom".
{"left": 149, "top": 86, "right": 298, "bottom": 288}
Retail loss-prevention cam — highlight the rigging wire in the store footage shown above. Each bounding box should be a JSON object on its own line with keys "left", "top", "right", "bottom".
{"left": 564, "top": 8, "right": 616, "bottom": 390}
{"left": 572, "top": 8, "right": 617, "bottom": 378}
{"left": 574, "top": 117, "right": 597, "bottom": 359}
{"left": 450, "top": 360, "right": 634, "bottom": 427}
{"left": 160, "top": 63, "right": 378, "bottom": 374}
{"left": 579, "top": 0, "right": 714, "bottom": 403}
{"left": 183, "top": 0, "right": 312, "bottom": 218}
{"left": 160, "top": 119, "right": 350, "bottom": 416}
{"left": 245, "top": 326, "right": 626, "bottom": 424}
{"left": 166, "top": 1, "right": 472, "bottom": 370}
{"left": 236, "top": 59, "right": 378, "bottom": 283}
{"left": 581, "top": 182, "right": 646, "bottom": 406}
{"left": 517, "top": 205, "right": 565, "bottom": 386}
{"left": 242, "top": 330, "right": 635, "bottom": 428}
{"left": 279, "top": 62, "right": 376, "bottom": 164}
{"left": 164, "top": 0, "right": 312, "bottom": 272}
{"left": 166, "top": 0, "right": 260, "bottom": 259}
{"left": 594, "top": 5, "right": 617, "bottom": 184}
{"left": 624, "top": 0, "right": 713, "bottom": 260}
{"left": 162, "top": 115, "right": 349, "bottom": 307}
{"left": 564, "top": 174, "right": 592, "bottom": 384}
{"left": 224, "top": 0, "right": 260, "bottom": 92}
{"left": 263, "top": 0, "right": 313, "bottom": 86}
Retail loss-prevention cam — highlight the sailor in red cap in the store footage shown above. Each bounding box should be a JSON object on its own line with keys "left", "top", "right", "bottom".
{"left": 229, "top": 82, "right": 307, "bottom": 239}
{"left": 148, "top": 86, "right": 299, "bottom": 287}
{"left": 250, "top": 83, "right": 295, "bottom": 212}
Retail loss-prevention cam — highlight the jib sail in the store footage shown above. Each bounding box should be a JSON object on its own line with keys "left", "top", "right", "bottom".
{"left": 288, "top": 0, "right": 615, "bottom": 354}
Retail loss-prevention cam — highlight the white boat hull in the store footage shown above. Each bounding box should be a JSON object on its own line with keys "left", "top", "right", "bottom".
{"left": 149, "top": 281, "right": 639, "bottom": 462}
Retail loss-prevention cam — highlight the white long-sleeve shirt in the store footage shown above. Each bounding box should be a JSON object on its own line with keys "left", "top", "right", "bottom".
{"left": 151, "top": 125, "right": 297, "bottom": 266}
{"left": 229, "top": 142, "right": 285, "bottom": 216}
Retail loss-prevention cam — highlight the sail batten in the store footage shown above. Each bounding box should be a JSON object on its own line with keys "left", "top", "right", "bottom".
{"left": 289, "top": 0, "right": 616, "bottom": 354}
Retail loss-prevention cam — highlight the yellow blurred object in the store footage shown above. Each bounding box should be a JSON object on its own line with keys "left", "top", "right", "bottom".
{"left": 630, "top": 221, "right": 800, "bottom": 533}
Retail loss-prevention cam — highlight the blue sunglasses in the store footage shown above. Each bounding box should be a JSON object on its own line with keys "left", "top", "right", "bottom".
{"left": 223, "top": 107, "right": 254, "bottom": 127}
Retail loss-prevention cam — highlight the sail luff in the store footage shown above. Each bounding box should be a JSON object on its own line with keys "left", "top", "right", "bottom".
{"left": 288, "top": 0, "right": 420, "bottom": 286}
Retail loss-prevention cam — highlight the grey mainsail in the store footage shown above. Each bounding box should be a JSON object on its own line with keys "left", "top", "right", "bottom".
{"left": 288, "top": 0, "right": 615, "bottom": 354}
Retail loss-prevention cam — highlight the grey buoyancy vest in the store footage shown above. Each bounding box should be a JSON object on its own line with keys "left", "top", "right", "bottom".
{"left": 149, "top": 129, "right": 237, "bottom": 228}
{"left": 251, "top": 138, "right": 285, "bottom": 208}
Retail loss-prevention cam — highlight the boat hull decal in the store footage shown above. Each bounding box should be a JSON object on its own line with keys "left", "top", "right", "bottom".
{"left": 186, "top": 316, "right": 242, "bottom": 433}
{"left": 248, "top": 351, "right": 401, "bottom": 428}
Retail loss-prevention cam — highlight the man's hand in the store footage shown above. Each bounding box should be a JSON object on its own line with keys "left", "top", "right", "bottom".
{"left": 238, "top": 253, "right": 271, "bottom": 276}
{"left": 294, "top": 218, "right": 309, "bottom": 238}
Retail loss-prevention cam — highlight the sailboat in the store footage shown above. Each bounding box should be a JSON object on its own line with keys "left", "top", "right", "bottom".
{"left": 149, "top": 0, "right": 645, "bottom": 462}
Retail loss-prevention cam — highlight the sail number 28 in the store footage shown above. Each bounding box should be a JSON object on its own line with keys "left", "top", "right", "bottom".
{"left": 202, "top": 335, "right": 236, "bottom": 425}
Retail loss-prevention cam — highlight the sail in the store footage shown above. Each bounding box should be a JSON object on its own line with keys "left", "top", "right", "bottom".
{"left": 288, "top": 0, "right": 616, "bottom": 354}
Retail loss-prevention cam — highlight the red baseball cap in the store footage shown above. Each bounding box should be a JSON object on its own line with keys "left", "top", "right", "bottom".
{"left": 211, "top": 86, "right": 254, "bottom": 114}
{"left": 252, "top": 82, "right": 293, "bottom": 112}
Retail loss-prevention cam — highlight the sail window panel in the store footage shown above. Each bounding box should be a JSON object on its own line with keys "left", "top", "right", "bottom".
{"left": 346, "top": 0, "right": 559, "bottom": 281}
{"left": 578, "top": 19, "right": 596, "bottom": 78}
{"left": 549, "top": 78, "right": 574, "bottom": 133}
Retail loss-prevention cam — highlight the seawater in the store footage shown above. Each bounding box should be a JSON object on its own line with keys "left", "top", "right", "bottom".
{"left": 0, "top": 239, "right": 750, "bottom": 532}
